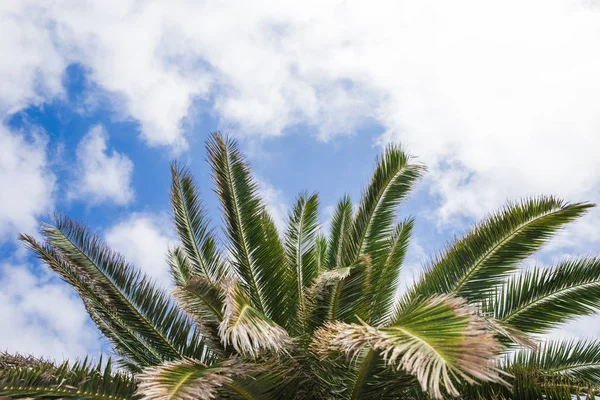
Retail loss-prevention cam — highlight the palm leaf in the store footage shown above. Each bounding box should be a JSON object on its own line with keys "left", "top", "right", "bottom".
{"left": 38, "top": 216, "right": 209, "bottom": 363}
{"left": 471, "top": 340, "right": 600, "bottom": 399}
{"left": 302, "top": 266, "right": 352, "bottom": 332}
{"left": 411, "top": 197, "right": 593, "bottom": 302}
{"left": 206, "top": 132, "right": 292, "bottom": 328}
{"left": 314, "top": 295, "right": 506, "bottom": 399}
{"left": 20, "top": 235, "right": 162, "bottom": 370}
{"left": 315, "top": 233, "right": 327, "bottom": 272}
{"left": 490, "top": 258, "right": 600, "bottom": 334}
{"left": 173, "top": 276, "right": 225, "bottom": 347}
{"left": 285, "top": 192, "right": 320, "bottom": 314}
{"left": 136, "top": 358, "right": 254, "bottom": 400}
{"left": 218, "top": 279, "right": 291, "bottom": 357}
{"left": 369, "top": 218, "right": 414, "bottom": 326}
{"left": 341, "top": 145, "right": 423, "bottom": 267}
{"left": 170, "top": 163, "right": 225, "bottom": 283}
{"left": 0, "top": 354, "right": 136, "bottom": 399}
{"left": 325, "top": 195, "right": 353, "bottom": 270}
{"left": 337, "top": 146, "right": 423, "bottom": 322}
{"left": 514, "top": 339, "right": 600, "bottom": 387}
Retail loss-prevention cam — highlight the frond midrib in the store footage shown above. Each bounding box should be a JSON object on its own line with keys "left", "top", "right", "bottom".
{"left": 167, "top": 370, "right": 194, "bottom": 400}
{"left": 452, "top": 206, "right": 564, "bottom": 294}
{"left": 501, "top": 280, "right": 600, "bottom": 323}
{"left": 356, "top": 163, "right": 410, "bottom": 257}
{"left": 174, "top": 172, "right": 213, "bottom": 283}
{"left": 295, "top": 201, "right": 307, "bottom": 308}
{"left": 55, "top": 229, "right": 182, "bottom": 359}
{"left": 224, "top": 145, "right": 266, "bottom": 315}
{"left": 544, "top": 362, "right": 600, "bottom": 375}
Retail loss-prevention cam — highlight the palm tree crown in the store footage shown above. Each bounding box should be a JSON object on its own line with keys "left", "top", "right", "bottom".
{"left": 2, "top": 132, "right": 600, "bottom": 399}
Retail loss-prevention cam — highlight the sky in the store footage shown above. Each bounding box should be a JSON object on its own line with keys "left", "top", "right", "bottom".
{"left": 1, "top": 0, "right": 600, "bottom": 362}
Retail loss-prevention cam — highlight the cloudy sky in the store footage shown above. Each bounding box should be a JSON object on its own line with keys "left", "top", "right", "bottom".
{"left": 1, "top": 0, "right": 600, "bottom": 361}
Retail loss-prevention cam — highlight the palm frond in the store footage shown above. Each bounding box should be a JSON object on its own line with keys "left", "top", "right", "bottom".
{"left": 514, "top": 339, "right": 600, "bottom": 387}
{"left": 173, "top": 276, "right": 225, "bottom": 346}
{"left": 285, "top": 193, "right": 320, "bottom": 315}
{"left": 170, "top": 163, "right": 225, "bottom": 284}
{"left": 36, "top": 216, "right": 210, "bottom": 363}
{"left": 0, "top": 354, "right": 136, "bottom": 399}
{"left": 342, "top": 145, "right": 423, "bottom": 267}
{"left": 328, "top": 255, "right": 372, "bottom": 322}
{"left": 411, "top": 197, "right": 593, "bottom": 302}
{"left": 471, "top": 340, "right": 600, "bottom": 399}
{"left": 20, "top": 235, "right": 162, "bottom": 370}
{"left": 206, "top": 132, "right": 292, "bottom": 328}
{"left": 218, "top": 279, "right": 291, "bottom": 357}
{"left": 369, "top": 218, "right": 414, "bottom": 326}
{"left": 167, "top": 247, "right": 192, "bottom": 287}
{"left": 136, "top": 358, "right": 254, "bottom": 400}
{"left": 315, "top": 233, "right": 327, "bottom": 272}
{"left": 336, "top": 146, "right": 423, "bottom": 323}
{"left": 314, "top": 295, "right": 506, "bottom": 399}
{"left": 490, "top": 258, "right": 600, "bottom": 334}
{"left": 325, "top": 195, "right": 353, "bottom": 270}
{"left": 302, "top": 266, "right": 352, "bottom": 332}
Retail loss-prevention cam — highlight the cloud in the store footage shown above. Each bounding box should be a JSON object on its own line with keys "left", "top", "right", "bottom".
{"left": 0, "top": 125, "right": 55, "bottom": 242}
{"left": 1, "top": 0, "right": 598, "bottom": 226}
{"left": 0, "top": 2, "right": 65, "bottom": 115}
{"left": 0, "top": 261, "right": 103, "bottom": 361}
{"left": 104, "top": 213, "right": 175, "bottom": 287}
{"left": 69, "top": 125, "right": 134, "bottom": 205}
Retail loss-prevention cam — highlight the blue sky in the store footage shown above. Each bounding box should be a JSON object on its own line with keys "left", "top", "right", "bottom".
{"left": 1, "top": 0, "right": 600, "bottom": 361}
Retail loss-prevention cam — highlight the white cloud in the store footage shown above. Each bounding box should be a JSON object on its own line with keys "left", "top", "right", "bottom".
{"left": 1, "top": 0, "right": 598, "bottom": 226}
{"left": 0, "top": 262, "right": 102, "bottom": 361}
{"left": 0, "top": 125, "right": 55, "bottom": 242}
{"left": 104, "top": 213, "right": 175, "bottom": 287}
{"left": 0, "top": 2, "right": 65, "bottom": 115}
{"left": 70, "top": 125, "right": 134, "bottom": 205}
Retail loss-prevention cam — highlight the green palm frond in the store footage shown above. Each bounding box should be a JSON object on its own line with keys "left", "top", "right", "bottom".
{"left": 490, "top": 258, "right": 600, "bottom": 334}
{"left": 315, "top": 233, "right": 327, "bottom": 271}
{"left": 471, "top": 339, "right": 600, "bottom": 399}
{"left": 327, "top": 255, "right": 372, "bottom": 322}
{"left": 285, "top": 193, "right": 320, "bottom": 315}
{"left": 341, "top": 145, "right": 423, "bottom": 267}
{"left": 21, "top": 235, "right": 162, "bottom": 369}
{"left": 38, "top": 216, "right": 210, "bottom": 364}
{"left": 136, "top": 358, "right": 254, "bottom": 400}
{"left": 206, "top": 132, "right": 292, "bottom": 328}
{"left": 302, "top": 266, "right": 352, "bottom": 332}
{"left": 0, "top": 354, "right": 136, "bottom": 400}
{"left": 326, "top": 195, "right": 353, "bottom": 270}
{"left": 173, "top": 276, "right": 225, "bottom": 346}
{"left": 167, "top": 247, "right": 192, "bottom": 287}
{"left": 514, "top": 339, "right": 600, "bottom": 387}
{"left": 170, "top": 163, "right": 225, "bottom": 284}
{"left": 369, "top": 218, "right": 414, "bottom": 326}
{"left": 219, "top": 279, "right": 291, "bottom": 357}
{"left": 314, "top": 295, "right": 506, "bottom": 399}
{"left": 337, "top": 146, "right": 423, "bottom": 322}
{"left": 411, "top": 197, "right": 593, "bottom": 302}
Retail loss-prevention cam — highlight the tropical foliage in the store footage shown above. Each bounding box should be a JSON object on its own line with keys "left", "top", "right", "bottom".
{"left": 2, "top": 132, "right": 600, "bottom": 399}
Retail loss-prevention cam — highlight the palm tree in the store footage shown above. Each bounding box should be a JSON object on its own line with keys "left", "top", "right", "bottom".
{"left": 2, "top": 132, "right": 600, "bottom": 399}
